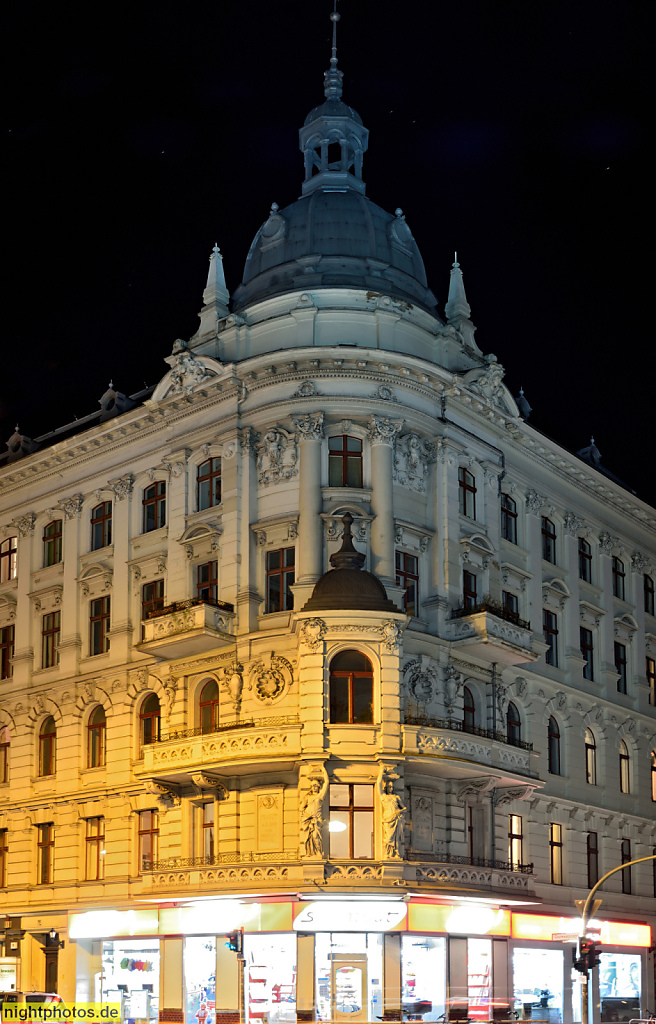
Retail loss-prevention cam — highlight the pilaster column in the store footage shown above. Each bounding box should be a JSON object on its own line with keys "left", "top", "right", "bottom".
{"left": 563, "top": 512, "right": 584, "bottom": 674}
{"left": 368, "top": 416, "right": 402, "bottom": 583}
{"left": 598, "top": 531, "right": 617, "bottom": 690}
{"left": 524, "top": 489, "right": 547, "bottom": 642}
{"left": 296, "top": 933, "right": 315, "bottom": 1023}
{"left": 630, "top": 551, "right": 649, "bottom": 711}
{"left": 163, "top": 451, "right": 189, "bottom": 603}
{"left": 9, "top": 512, "right": 37, "bottom": 687}
{"left": 236, "top": 428, "right": 260, "bottom": 633}
{"left": 436, "top": 438, "right": 466, "bottom": 609}
{"left": 292, "top": 413, "right": 324, "bottom": 582}
{"left": 159, "top": 938, "right": 184, "bottom": 1024}
{"left": 58, "top": 493, "right": 84, "bottom": 675}
{"left": 107, "top": 473, "right": 133, "bottom": 661}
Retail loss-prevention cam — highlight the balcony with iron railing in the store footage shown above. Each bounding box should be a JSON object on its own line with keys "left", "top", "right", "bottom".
{"left": 138, "top": 597, "right": 236, "bottom": 658}
{"left": 402, "top": 715, "right": 538, "bottom": 778}
{"left": 445, "top": 600, "right": 547, "bottom": 666}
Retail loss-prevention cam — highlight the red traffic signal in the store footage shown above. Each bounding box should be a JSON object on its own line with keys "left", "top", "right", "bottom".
{"left": 225, "top": 928, "right": 243, "bottom": 954}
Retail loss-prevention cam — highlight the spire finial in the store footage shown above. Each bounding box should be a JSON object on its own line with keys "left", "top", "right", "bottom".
{"left": 324, "top": 0, "right": 343, "bottom": 99}
{"left": 453, "top": 251, "right": 459, "bottom": 268}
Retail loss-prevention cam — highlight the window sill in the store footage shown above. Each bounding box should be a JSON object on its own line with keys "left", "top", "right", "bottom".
{"left": 82, "top": 652, "right": 111, "bottom": 663}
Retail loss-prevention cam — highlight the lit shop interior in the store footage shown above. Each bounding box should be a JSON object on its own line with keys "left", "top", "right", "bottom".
{"left": 69, "top": 900, "right": 651, "bottom": 1024}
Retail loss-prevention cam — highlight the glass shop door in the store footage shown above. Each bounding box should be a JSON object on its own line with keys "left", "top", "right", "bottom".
{"left": 331, "top": 955, "right": 368, "bottom": 1023}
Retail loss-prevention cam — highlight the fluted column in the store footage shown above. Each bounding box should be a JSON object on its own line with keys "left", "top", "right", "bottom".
{"left": 292, "top": 412, "right": 325, "bottom": 582}
{"left": 368, "top": 416, "right": 403, "bottom": 583}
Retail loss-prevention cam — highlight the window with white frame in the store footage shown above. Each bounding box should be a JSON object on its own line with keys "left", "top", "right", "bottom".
{"left": 0, "top": 537, "right": 17, "bottom": 582}
{"left": 458, "top": 467, "right": 476, "bottom": 519}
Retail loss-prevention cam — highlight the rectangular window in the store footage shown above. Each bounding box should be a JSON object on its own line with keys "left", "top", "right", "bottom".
{"left": 648, "top": 657, "right": 656, "bottom": 706}
{"left": 500, "top": 494, "right": 517, "bottom": 543}
{"left": 614, "top": 641, "right": 627, "bottom": 693}
{"left": 0, "top": 537, "right": 17, "bottom": 583}
{"left": 265, "top": 547, "right": 295, "bottom": 613}
{"left": 142, "top": 579, "right": 165, "bottom": 622}
{"left": 202, "top": 802, "right": 215, "bottom": 861}
{"left": 396, "top": 551, "right": 419, "bottom": 617}
{"left": 0, "top": 829, "right": 7, "bottom": 888}
{"left": 0, "top": 728, "right": 8, "bottom": 783}
{"left": 502, "top": 591, "right": 519, "bottom": 621}
{"left": 578, "top": 538, "right": 592, "bottom": 583}
{"left": 580, "top": 627, "right": 594, "bottom": 681}
{"left": 90, "top": 597, "right": 110, "bottom": 656}
{"left": 612, "top": 557, "right": 626, "bottom": 600}
{"left": 620, "top": 838, "right": 632, "bottom": 894}
{"left": 41, "top": 611, "right": 60, "bottom": 669}
{"left": 43, "top": 520, "right": 63, "bottom": 567}
{"left": 645, "top": 575, "right": 655, "bottom": 616}
{"left": 463, "top": 571, "right": 477, "bottom": 610}
{"left": 91, "top": 502, "right": 112, "bottom": 551}
{"left": 508, "top": 814, "right": 523, "bottom": 870}
{"left": 138, "top": 810, "right": 159, "bottom": 873}
{"left": 38, "top": 824, "right": 54, "bottom": 884}
{"left": 329, "top": 784, "right": 374, "bottom": 860}
{"left": 328, "top": 435, "right": 363, "bottom": 488}
{"left": 587, "top": 832, "right": 598, "bottom": 889}
{"left": 541, "top": 518, "right": 557, "bottom": 564}
{"left": 549, "top": 823, "right": 563, "bottom": 885}
{"left": 197, "top": 458, "right": 222, "bottom": 510}
{"left": 85, "top": 817, "right": 105, "bottom": 881}
{"left": 0, "top": 625, "right": 14, "bottom": 680}
{"left": 143, "top": 481, "right": 166, "bottom": 532}
{"left": 458, "top": 468, "right": 476, "bottom": 519}
{"left": 543, "top": 610, "right": 559, "bottom": 667}
{"left": 196, "top": 561, "right": 218, "bottom": 603}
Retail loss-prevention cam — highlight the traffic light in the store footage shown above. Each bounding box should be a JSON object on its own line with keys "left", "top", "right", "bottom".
{"left": 225, "top": 928, "right": 243, "bottom": 954}
{"left": 573, "top": 942, "right": 588, "bottom": 975}
{"left": 588, "top": 940, "right": 602, "bottom": 968}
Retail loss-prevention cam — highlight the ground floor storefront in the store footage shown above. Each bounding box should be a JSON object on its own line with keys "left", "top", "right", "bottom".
{"left": 61, "top": 898, "right": 652, "bottom": 1024}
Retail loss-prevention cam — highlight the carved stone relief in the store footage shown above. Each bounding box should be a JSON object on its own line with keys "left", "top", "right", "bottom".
{"left": 257, "top": 428, "right": 298, "bottom": 485}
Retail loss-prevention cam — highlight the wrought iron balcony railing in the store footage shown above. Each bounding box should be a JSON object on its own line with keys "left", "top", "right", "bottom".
{"left": 406, "top": 851, "right": 533, "bottom": 873}
{"left": 403, "top": 714, "right": 533, "bottom": 751}
{"left": 452, "top": 600, "right": 531, "bottom": 631}
{"left": 146, "top": 596, "right": 234, "bottom": 618}
{"left": 143, "top": 714, "right": 300, "bottom": 745}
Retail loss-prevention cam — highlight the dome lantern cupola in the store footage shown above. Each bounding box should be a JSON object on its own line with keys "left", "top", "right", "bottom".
{"left": 299, "top": 9, "right": 369, "bottom": 197}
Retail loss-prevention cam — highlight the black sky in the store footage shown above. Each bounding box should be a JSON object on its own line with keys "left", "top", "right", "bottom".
{"left": 5, "top": 1, "right": 654, "bottom": 505}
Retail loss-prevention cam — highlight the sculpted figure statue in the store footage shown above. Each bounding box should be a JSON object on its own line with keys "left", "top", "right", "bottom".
{"left": 299, "top": 765, "right": 328, "bottom": 858}
{"left": 377, "top": 767, "right": 406, "bottom": 859}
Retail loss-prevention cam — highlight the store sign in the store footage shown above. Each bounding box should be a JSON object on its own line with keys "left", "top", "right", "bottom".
{"left": 160, "top": 901, "right": 258, "bottom": 935}
{"left": 69, "top": 909, "right": 158, "bottom": 939}
{"left": 512, "top": 914, "right": 651, "bottom": 948}
{"left": 0, "top": 958, "right": 19, "bottom": 993}
{"left": 293, "top": 901, "right": 407, "bottom": 932}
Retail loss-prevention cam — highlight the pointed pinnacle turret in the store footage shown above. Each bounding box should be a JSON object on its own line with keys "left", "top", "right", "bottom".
{"left": 444, "top": 253, "right": 481, "bottom": 354}
{"left": 323, "top": 4, "right": 343, "bottom": 99}
{"left": 196, "top": 243, "right": 230, "bottom": 336}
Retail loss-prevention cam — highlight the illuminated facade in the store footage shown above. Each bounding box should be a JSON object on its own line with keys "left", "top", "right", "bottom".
{"left": 0, "top": 18, "right": 655, "bottom": 1024}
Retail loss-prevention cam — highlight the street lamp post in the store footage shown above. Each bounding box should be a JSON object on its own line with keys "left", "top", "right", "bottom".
{"left": 577, "top": 854, "right": 656, "bottom": 1024}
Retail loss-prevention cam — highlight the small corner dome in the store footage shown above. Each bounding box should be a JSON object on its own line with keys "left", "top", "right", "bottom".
{"left": 304, "top": 98, "right": 363, "bottom": 126}
{"left": 233, "top": 194, "right": 436, "bottom": 313}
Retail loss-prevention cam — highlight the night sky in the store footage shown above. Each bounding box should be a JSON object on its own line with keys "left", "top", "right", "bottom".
{"left": 5, "top": 1, "right": 654, "bottom": 506}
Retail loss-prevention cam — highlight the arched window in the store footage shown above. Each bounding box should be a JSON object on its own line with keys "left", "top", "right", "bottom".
{"left": 200, "top": 680, "right": 220, "bottom": 734}
{"left": 541, "top": 517, "right": 557, "bottom": 563}
{"left": 39, "top": 716, "right": 56, "bottom": 777}
{"left": 585, "top": 728, "right": 597, "bottom": 785}
{"left": 0, "top": 537, "right": 17, "bottom": 583}
{"left": 506, "top": 702, "right": 521, "bottom": 746}
{"left": 140, "top": 694, "right": 161, "bottom": 751}
{"left": 329, "top": 435, "right": 363, "bottom": 488}
{"left": 548, "top": 716, "right": 561, "bottom": 775}
{"left": 500, "top": 494, "right": 517, "bottom": 543}
{"left": 652, "top": 750, "right": 656, "bottom": 802}
{"left": 619, "top": 740, "right": 630, "bottom": 793}
{"left": 43, "top": 520, "right": 63, "bottom": 567}
{"left": 329, "top": 650, "right": 374, "bottom": 724}
{"left": 88, "top": 706, "right": 106, "bottom": 768}
{"left": 458, "top": 468, "right": 476, "bottom": 519}
{"left": 463, "top": 686, "right": 476, "bottom": 733}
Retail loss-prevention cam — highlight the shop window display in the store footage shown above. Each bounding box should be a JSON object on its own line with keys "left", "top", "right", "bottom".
{"left": 402, "top": 935, "right": 446, "bottom": 1022}
{"left": 599, "top": 953, "right": 641, "bottom": 1024}
{"left": 315, "top": 933, "right": 382, "bottom": 1024}
{"left": 184, "top": 937, "right": 216, "bottom": 1024}
{"left": 244, "top": 934, "right": 296, "bottom": 1024}
{"left": 513, "top": 948, "right": 563, "bottom": 1023}
{"left": 101, "top": 939, "right": 160, "bottom": 1024}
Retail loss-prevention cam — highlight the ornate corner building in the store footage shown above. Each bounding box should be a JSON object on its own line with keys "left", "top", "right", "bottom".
{"left": 0, "top": 17, "right": 654, "bottom": 1024}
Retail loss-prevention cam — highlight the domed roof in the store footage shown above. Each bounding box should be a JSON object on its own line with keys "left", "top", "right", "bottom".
{"left": 233, "top": 193, "right": 436, "bottom": 313}
{"left": 301, "top": 513, "right": 402, "bottom": 614}
{"left": 304, "top": 98, "right": 362, "bottom": 126}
